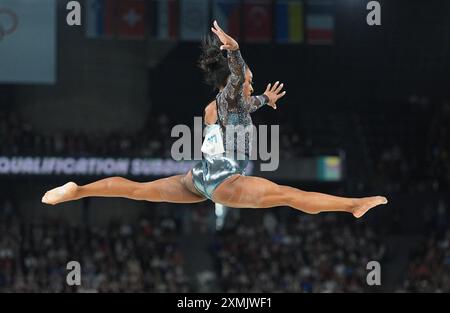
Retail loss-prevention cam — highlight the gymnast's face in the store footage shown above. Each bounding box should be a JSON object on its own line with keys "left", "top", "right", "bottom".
{"left": 243, "top": 68, "right": 254, "bottom": 100}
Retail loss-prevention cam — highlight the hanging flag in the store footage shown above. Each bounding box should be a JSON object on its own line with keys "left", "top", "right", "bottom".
{"left": 180, "top": 0, "right": 209, "bottom": 41}
{"left": 212, "top": 0, "right": 241, "bottom": 40}
{"left": 85, "top": 0, "right": 115, "bottom": 38}
{"left": 276, "top": 0, "right": 304, "bottom": 43}
{"left": 149, "top": 0, "right": 178, "bottom": 40}
{"left": 117, "top": 0, "right": 146, "bottom": 39}
{"left": 306, "top": 0, "right": 334, "bottom": 45}
{"left": 243, "top": 0, "right": 272, "bottom": 43}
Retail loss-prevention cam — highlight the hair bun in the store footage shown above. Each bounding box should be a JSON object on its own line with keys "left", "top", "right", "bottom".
{"left": 200, "top": 45, "right": 222, "bottom": 70}
{"left": 198, "top": 34, "right": 230, "bottom": 90}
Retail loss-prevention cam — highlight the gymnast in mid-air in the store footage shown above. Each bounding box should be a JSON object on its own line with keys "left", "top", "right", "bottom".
{"left": 42, "top": 21, "right": 387, "bottom": 218}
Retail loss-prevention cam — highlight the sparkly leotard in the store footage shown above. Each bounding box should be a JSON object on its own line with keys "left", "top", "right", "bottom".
{"left": 191, "top": 49, "right": 269, "bottom": 200}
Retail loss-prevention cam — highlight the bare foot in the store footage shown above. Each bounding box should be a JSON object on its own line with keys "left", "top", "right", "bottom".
{"left": 42, "top": 182, "right": 78, "bottom": 205}
{"left": 352, "top": 196, "right": 388, "bottom": 218}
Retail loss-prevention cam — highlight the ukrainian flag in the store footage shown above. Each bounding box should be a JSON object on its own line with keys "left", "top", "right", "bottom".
{"left": 276, "top": 0, "right": 304, "bottom": 43}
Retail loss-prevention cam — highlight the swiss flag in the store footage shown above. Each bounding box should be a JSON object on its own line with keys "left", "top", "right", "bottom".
{"left": 243, "top": 0, "right": 272, "bottom": 43}
{"left": 118, "top": 0, "right": 146, "bottom": 39}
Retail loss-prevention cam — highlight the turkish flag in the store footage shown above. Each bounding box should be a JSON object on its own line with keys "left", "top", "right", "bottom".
{"left": 243, "top": 0, "right": 272, "bottom": 43}
{"left": 118, "top": 0, "right": 145, "bottom": 39}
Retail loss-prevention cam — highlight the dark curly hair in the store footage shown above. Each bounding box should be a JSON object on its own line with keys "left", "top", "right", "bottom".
{"left": 198, "top": 34, "right": 230, "bottom": 91}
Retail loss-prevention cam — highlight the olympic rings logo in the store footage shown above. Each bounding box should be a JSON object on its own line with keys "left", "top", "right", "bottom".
{"left": 0, "top": 8, "right": 18, "bottom": 38}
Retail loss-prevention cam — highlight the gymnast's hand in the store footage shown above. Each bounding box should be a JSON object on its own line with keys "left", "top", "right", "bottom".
{"left": 264, "top": 81, "right": 287, "bottom": 109}
{"left": 211, "top": 20, "right": 239, "bottom": 51}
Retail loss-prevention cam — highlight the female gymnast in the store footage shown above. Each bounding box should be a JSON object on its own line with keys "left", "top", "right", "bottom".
{"left": 42, "top": 21, "right": 387, "bottom": 218}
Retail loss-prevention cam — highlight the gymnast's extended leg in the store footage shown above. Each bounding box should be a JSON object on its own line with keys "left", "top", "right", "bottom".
{"left": 42, "top": 172, "right": 206, "bottom": 205}
{"left": 212, "top": 175, "right": 387, "bottom": 218}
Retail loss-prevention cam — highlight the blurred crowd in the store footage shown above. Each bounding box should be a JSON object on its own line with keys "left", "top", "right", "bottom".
{"left": 0, "top": 203, "right": 191, "bottom": 292}
{"left": 0, "top": 198, "right": 448, "bottom": 292}
{"left": 398, "top": 228, "right": 449, "bottom": 292}
{"left": 366, "top": 97, "right": 449, "bottom": 194}
{"left": 0, "top": 111, "right": 173, "bottom": 158}
{"left": 0, "top": 110, "right": 305, "bottom": 159}
{"left": 210, "top": 212, "right": 387, "bottom": 293}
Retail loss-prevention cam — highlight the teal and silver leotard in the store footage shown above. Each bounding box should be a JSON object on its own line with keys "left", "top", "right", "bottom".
{"left": 191, "top": 50, "right": 269, "bottom": 200}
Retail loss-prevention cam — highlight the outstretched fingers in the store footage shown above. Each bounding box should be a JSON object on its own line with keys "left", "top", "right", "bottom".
{"left": 274, "top": 82, "right": 284, "bottom": 94}
{"left": 211, "top": 21, "right": 227, "bottom": 46}
{"left": 265, "top": 81, "right": 287, "bottom": 109}
{"left": 277, "top": 90, "right": 287, "bottom": 100}
{"left": 271, "top": 81, "right": 280, "bottom": 92}
{"left": 213, "top": 20, "right": 225, "bottom": 33}
{"left": 211, "top": 20, "right": 238, "bottom": 50}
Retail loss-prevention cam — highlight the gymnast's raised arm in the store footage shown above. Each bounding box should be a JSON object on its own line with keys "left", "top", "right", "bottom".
{"left": 211, "top": 20, "right": 287, "bottom": 112}
{"left": 211, "top": 20, "right": 245, "bottom": 108}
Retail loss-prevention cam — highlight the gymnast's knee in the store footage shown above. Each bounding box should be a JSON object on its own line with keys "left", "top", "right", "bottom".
{"left": 105, "top": 176, "right": 126, "bottom": 189}
{"left": 277, "top": 186, "right": 314, "bottom": 211}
